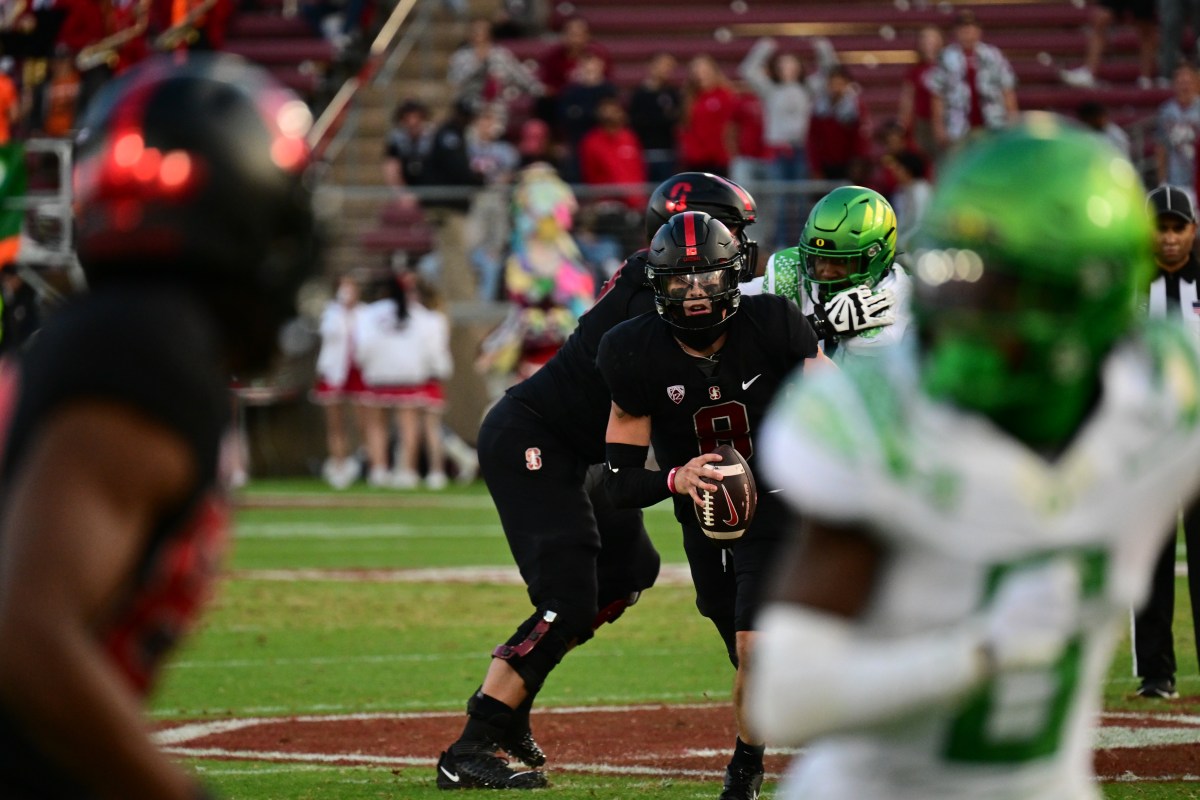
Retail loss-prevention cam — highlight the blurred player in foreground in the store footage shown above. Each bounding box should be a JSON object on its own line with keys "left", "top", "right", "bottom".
{"left": 750, "top": 113, "right": 1200, "bottom": 799}
{"left": 0, "top": 53, "right": 318, "bottom": 798}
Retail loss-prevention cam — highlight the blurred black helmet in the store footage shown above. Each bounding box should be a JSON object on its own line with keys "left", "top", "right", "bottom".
{"left": 73, "top": 53, "right": 319, "bottom": 368}
{"left": 645, "top": 172, "right": 758, "bottom": 280}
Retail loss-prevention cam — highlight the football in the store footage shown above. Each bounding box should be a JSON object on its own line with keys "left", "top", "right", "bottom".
{"left": 694, "top": 444, "right": 757, "bottom": 542}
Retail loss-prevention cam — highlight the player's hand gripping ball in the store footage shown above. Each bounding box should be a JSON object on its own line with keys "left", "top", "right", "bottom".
{"left": 695, "top": 444, "right": 757, "bottom": 542}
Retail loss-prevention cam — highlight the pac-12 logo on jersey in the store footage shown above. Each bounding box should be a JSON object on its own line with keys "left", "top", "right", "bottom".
{"left": 708, "top": 386, "right": 721, "bottom": 400}
{"left": 667, "top": 385, "right": 686, "bottom": 404}
{"left": 525, "top": 447, "right": 543, "bottom": 471}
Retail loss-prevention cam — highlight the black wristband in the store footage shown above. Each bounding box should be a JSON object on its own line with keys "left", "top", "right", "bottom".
{"left": 806, "top": 310, "right": 832, "bottom": 341}
{"left": 604, "top": 443, "right": 671, "bottom": 508}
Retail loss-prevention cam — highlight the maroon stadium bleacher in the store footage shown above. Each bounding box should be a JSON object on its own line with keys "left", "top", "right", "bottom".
{"left": 502, "top": 1, "right": 1170, "bottom": 127}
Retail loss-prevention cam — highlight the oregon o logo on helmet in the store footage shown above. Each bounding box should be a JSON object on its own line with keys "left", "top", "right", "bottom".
{"left": 525, "top": 448, "right": 542, "bottom": 471}
{"left": 816, "top": 238, "right": 825, "bottom": 247}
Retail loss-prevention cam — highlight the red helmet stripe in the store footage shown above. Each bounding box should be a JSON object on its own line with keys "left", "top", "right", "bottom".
{"left": 683, "top": 212, "right": 698, "bottom": 248}
{"left": 715, "top": 175, "right": 755, "bottom": 214}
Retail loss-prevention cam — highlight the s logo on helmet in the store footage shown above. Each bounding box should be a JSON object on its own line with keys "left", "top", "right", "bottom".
{"left": 525, "top": 447, "right": 543, "bottom": 471}
{"left": 666, "top": 182, "right": 691, "bottom": 213}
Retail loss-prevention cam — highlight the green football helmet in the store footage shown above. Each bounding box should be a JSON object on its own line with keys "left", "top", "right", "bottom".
{"left": 910, "top": 112, "right": 1154, "bottom": 448}
{"left": 797, "top": 185, "right": 897, "bottom": 301}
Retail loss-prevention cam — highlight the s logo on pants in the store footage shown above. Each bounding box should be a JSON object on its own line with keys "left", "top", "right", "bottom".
{"left": 525, "top": 447, "right": 543, "bottom": 471}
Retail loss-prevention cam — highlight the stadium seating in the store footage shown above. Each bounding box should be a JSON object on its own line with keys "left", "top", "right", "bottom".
{"left": 502, "top": 0, "right": 1171, "bottom": 127}
{"left": 224, "top": 0, "right": 335, "bottom": 96}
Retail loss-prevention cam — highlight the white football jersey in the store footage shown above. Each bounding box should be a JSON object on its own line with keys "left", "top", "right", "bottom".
{"left": 760, "top": 322, "right": 1200, "bottom": 800}
{"left": 751, "top": 247, "right": 913, "bottom": 364}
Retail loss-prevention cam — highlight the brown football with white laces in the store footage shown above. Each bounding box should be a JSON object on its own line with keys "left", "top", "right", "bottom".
{"left": 694, "top": 444, "right": 757, "bottom": 542}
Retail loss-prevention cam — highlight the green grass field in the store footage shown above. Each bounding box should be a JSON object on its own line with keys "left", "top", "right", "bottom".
{"left": 152, "top": 479, "right": 1200, "bottom": 799}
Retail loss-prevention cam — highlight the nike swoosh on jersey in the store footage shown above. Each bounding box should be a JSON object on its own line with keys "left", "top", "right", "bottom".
{"left": 742, "top": 374, "right": 762, "bottom": 390}
{"left": 440, "top": 766, "right": 461, "bottom": 783}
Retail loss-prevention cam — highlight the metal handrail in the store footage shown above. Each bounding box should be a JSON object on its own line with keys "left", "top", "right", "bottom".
{"left": 307, "top": 0, "right": 423, "bottom": 158}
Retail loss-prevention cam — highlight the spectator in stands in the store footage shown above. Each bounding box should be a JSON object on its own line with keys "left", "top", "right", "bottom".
{"left": 869, "top": 118, "right": 909, "bottom": 198}
{"left": 1060, "top": 0, "right": 1159, "bottom": 89}
{"left": 927, "top": 10, "right": 1018, "bottom": 152}
{"left": 0, "top": 60, "right": 20, "bottom": 146}
{"left": 678, "top": 53, "right": 737, "bottom": 175}
{"left": 357, "top": 270, "right": 454, "bottom": 489}
{"left": 491, "top": 0, "right": 542, "bottom": 39}
{"left": 555, "top": 50, "right": 618, "bottom": 182}
{"left": 312, "top": 274, "right": 368, "bottom": 490}
{"left": 73, "top": 0, "right": 149, "bottom": 120}
{"left": 729, "top": 78, "right": 769, "bottom": 233}
{"left": 1157, "top": 62, "right": 1200, "bottom": 189}
{"left": 1159, "top": 0, "right": 1200, "bottom": 81}
{"left": 883, "top": 149, "right": 932, "bottom": 252}
{"left": 535, "top": 15, "right": 610, "bottom": 124}
{"left": 897, "top": 24, "right": 942, "bottom": 159}
{"left": 299, "top": 0, "right": 367, "bottom": 53}
{"left": 466, "top": 102, "right": 520, "bottom": 301}
{"left": 447, "top": 17, "right": 543, "bottom": 132}
{"left": 807, "top": 64, "right": 871, "bottom": 183}
{"left": 578, "top": 95, "right": 647, "bottom": 212}
{"left": 515, "top": 116, "right": 554, "bottom": 168}
{"left": 150, "top": 0, "right": 232, "bottom": 53}
{"left": 739, "top": 37, "right": 813, "bottom": 251}
{"left": 40, "top": 45, "right": 79, "bottom": 136}
{"left": 627, "top": 52, "right": 682, "bottom": 184}
{"left": 1077, "top": 98, "right": 1132, "bottom": 156}
{"left": 383, "top": 98, "right": 432, "bottom": 198}
{"left": 425, "top": 99, "right": 486, "bottom": 301}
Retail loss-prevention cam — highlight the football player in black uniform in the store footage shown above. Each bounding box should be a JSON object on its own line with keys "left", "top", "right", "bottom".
{"left": 437, "top": 173, "right": 759, "bottom": 790}
{"left": 598, "top": 211, "right": 830, "bottom": 800}
{"left": 0, "top": 54, "right": 318, "bottom": 799}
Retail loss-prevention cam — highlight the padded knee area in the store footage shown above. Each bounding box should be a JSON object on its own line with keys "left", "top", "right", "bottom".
{"left": 495, "top": 602, "right": 596, "bottom": 692}
{"left": 695, "top": 597, "right": 739, "bottom": 668}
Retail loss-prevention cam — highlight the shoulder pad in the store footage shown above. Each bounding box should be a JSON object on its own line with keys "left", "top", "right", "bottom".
{"left": 1143, "top": 320, "right": 1200, "bottom": 425}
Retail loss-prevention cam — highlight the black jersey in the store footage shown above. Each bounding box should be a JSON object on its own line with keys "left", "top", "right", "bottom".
{"left": 597, "top": 294, "right": 818, "bottom": 519}
{"left": 506, "top": 250, "right": 656, "bottom": 463}
{"left": 0, "top": 286, "right": 231, "bottom": 798}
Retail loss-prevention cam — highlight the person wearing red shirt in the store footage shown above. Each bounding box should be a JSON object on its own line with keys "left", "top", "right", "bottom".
{"left": 897, "top": 24, "right": 942, "bottom": 160}
{"left": 578, "top": 95, "right": 647, "bottom": 211}
{"left": 807, "top": 65, "right": 871, "bottom": 183}
{"left": 678, "top": 54, "right": 737, "bottom": 175}
{"left": 537, "top": 16, "right": 610, "bottom": 99}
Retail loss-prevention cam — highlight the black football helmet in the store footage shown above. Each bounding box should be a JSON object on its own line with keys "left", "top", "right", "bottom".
{"left": 73, "top": 53, "right": 319, "bottom": 371}
{"left": 645, "top": 172, "right": 758, "bottom": 281}
{"left": 646, "top": 211, "right": 743, "bottom": 348}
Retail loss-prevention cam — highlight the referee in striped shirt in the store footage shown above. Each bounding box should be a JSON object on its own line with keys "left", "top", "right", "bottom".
{"left": 1133, "top": 184, "right": 1200, "bottom": 699}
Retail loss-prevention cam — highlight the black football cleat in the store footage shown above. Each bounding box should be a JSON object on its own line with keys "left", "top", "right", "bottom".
{"left": 717, "top": 764, "right": 764, "bottom": 800}
{"left": 436, "top": 746, "right": 548, "bottom": 790}
{"left": 500, "top": 727, "right": 546, "bottom": 767}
